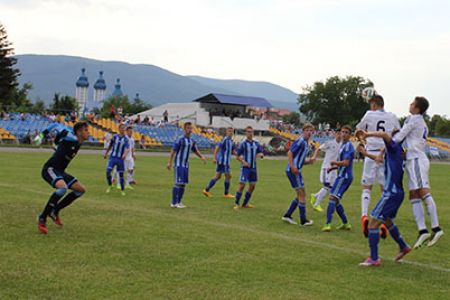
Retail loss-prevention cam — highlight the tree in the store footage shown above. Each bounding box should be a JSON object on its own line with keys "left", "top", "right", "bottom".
{"left": 299, "top": 76, "right": 371, "bottom": 128}
{"left": 0, "top": 23, "right": 20, "bottom": 109}
{"left": 282, "top": 112, "right": 301, "bottom": 126}
{"left": 101, "top": 95, "right": 152, "bottom": 117}
{"left": 50, "top": 93, "right": 79, "bottom": 114}
{"left": 434, "top": 115, "right": 450, "bottom": 137}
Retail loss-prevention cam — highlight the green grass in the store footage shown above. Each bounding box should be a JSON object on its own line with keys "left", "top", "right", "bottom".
{"left": 0, "top": 151, "right": 449, "bottom": 299}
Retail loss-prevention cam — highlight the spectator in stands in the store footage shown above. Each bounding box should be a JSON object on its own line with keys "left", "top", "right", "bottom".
{"left": 140, "top": 135, "right": 146, "bottom": 149}
{"left": 64, "top": 113, "right": 70, "bottom": 122}
{"left": 118, "top": 106, "right": 123, "bottom": 116}
{"left": 70, "top": 111, "right": 77, "bottom": 122}
{"left": 136, "top": 114, "right": 141, "bottom": 124}
{"left": 110, "top": 105, "right": 116, "bottom": 118}
{"left": 163, "top": 110, "right": 169, "bottom": 123}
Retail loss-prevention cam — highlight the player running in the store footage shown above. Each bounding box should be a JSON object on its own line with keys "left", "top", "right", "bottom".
{"left": 357, "top": 129, "right": 411, "bottom": 267}
{"left": 167, "top": 122, "right": 206, "bottom": 208}
{"left": 234, "top": 126, "right": 264, "bottom": 210}
{"left": 322, "top": 125, "right": 354, "bottom": 232}
{"left": 356, "top": 94, "right": 400, "bottom": 238}
{"left": 310, "top": 129, "right": 342, "bottom": 212}
{"left": 104, "top": 124, "right": 130, "bottom": 196}
{"left": 393, "top": 97, "right": 444, "bottom": 248}
{"left": 282, "top": 123, "right": 316, "bottom": 226}
{"left": 202, "top": 127, "right": 236, "bottom": 198}
{"left": 35, "top": 121, "right": 90, "bottom": 234}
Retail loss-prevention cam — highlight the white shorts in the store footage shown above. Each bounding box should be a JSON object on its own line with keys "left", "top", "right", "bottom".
{"left": 405, "top": 157, "right": 430, "bottom": 190}
{"left": 361, "top": 154, "right": 385, "bottom": 186}
{"left": 320, "top": 168, "right": 337, "bottom": 188}
{"left": 125, "top": 158, "right": 135, "bottom": 170}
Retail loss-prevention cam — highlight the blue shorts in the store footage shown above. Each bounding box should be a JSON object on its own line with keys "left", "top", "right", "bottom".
{"left": 41, "top": 166, "right": 77, "bottom": 188}
{"left": 371, "top": 192, "right": 405, "bottom": 222}
{"left": 286, "top": 170, "right": 304, "bottom": 190}
{"left": 216, "top": 164, "right": 231, "bottom": 174}
{"left": 330, "top": 177, "right": 353, "bottom": 200}
{"left": 240, "top": 167, "right": 257, "bottom": 183}
{"left": 174, "top": 166, "right": 189, "bottom": 185}
{"left": 107, "top": 157, "right": 125, "bottom": 172}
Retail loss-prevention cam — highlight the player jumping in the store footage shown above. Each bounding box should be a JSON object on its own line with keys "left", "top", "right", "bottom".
{"left": 167, "top": 122, "right": 206, "bottom": 208}
{"left": 35, "top": 121, "right": 90, "bottom": 234}
{"left": 282, "top": 123, "right": 316, "bottom": 226}
{"left": 310, "top": 129, "right": 342, "bottom": 212}
{"left": 322, "top": 125, "right": 354, "bottom": 232}
{"left": 357, "top": 129, "right": 412, "bottom": 267}
{"left": 202, "top": 127, "right": 236, "bottom": 199}
{"left": 234, "top": 126, "right": 264, "bottom": 210}
{"left": 356, "top": 94, "right": 400, "bottom": 238}
{"left": 393, "top": 97, "right": 444, "bottom": 248}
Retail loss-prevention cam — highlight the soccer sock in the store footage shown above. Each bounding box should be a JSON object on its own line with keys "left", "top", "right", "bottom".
{"left": 55, "top": 191, "right": 84, "bottom": 213}
{"left": 39, "top": 187, "right": 67, "bottom": 221}
{"left": 224, "top": 180, "right": 231, "bottom": 195}
{"left": 298, "top": 202, "right": 307, "bottom": 223}
{"left": 235, "top": 191, "right": 243, "bottom": 205}
{"left": 361, "top": 189, "right": 371, "bottom": 216}
{"left": 177, "top": 186, "right": 185, "bottom": 204}
{"left": 172, "top": 186, "right": 180, "bottom": 205}
{"left": 336, "top": 203, "right": 348, "bottom": 224}
{"left": 423, "top": 193, "right": 440, "bottom": 229}
{"left": 106, "top": 169, "right": 113, "bottom": 186}
{"left": 205, "top": 178, "right": 217, "bottom": 192}
{"left": 388, "top": 223, "right": 408, "bottom": 250}
{"left": 243, "top": 191, "right": 252, "bottom": 206}
{"left": 119, "top": 172, "right": 125, "bottom": 191}
{"left": 315, "top": 187, "right": 329, "bottom": 205}
{"left": 127, "top": 170, "right": 134, "bottom": 184}
{"left": 284, "top": 198, "right": 299, "bottom": 218}
{"left": 411, "top": 198, "right": 427, "bottom": 232}
{"left": 326, "top": 200, "right": 336, "bottom": 224}
{"left": 368, "top": 228, "right": 380, "bottom": 261}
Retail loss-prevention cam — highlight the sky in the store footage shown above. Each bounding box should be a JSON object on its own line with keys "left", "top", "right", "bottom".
{"left": 1, "top": 0, "right": 450, "bottom": 116}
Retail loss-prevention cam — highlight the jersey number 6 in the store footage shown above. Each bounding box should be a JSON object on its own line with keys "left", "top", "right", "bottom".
{"left": 376, "top": 120, "right": 385, "bottom": 132}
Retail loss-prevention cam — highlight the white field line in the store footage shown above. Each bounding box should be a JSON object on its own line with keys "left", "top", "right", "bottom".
{"left": 1, "top": 182, "right": 449, "bottom": 273}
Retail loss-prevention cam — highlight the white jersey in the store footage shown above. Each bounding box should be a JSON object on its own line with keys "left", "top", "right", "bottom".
{"left": 126, "top": 136, "right": 135, "bottom": 160}
{"left": 356, "top": 110, "right": 400, "bottom": 151}
{"left": 393, "top": 114, "right": 428, "bottom": 160}
{"left": 320, "top": 139, "right": 341, "bottom": 169}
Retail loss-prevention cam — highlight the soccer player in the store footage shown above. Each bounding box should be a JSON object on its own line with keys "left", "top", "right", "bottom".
{"left": 322, "top": 125, "right": 354, "bottom": 232}
{"left": 167, "top": 122, "right": 206, "bottom": 208}
{"left": 357, "top": 129, "right": 411, "bottom": 267}
{"left": 104, "top": 124, "right": 130, "bottom": 196}
{"left": 356, "top": 94, "right": 400, "bottom": 238}
{"left": 114, "top": 126, "right": 136, "bottom": 189}
{"left": 310, "top": 129, "right": 342, "bottom": 212}
{"left": 393, "top": 97, "right": 444, "bottom": 248}
{"left": 35, "top": 121, "right": 90, "bottom": 234}
{"left": 282, "top": 123, "right": 316, "bottom": 226}
{"left": 202, "top": 127, "right": 236, "bottom": 198}
{"left": 234, "top": 126, "right": 264, "bottom": 210}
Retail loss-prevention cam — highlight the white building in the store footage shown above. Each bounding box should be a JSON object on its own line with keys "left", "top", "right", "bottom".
{"left": 75, "top": 68, "right": 89, "bottom": 113}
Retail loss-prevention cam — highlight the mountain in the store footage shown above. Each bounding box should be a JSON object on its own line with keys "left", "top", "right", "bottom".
{"left": 15, "top": 54, "right": 299, "bottom": 110}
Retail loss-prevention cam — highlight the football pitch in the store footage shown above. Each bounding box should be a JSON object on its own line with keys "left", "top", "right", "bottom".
{"left": 0, "top": 150, "right": 449, "bottom": 299}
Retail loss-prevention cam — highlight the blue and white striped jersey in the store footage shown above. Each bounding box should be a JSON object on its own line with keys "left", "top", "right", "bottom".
{"left": 237, "top": 139, "right": 263, "bottom": 169}
{"left": 109, "top": 134, "right": 130, "bottom": 159}
{"left": 383, "top": 140, "right": 404, "bottom": 194}
{"left": 286, "top": 137, "right": 310, "bottom": 171}
{"left": 173, "top": 136, "right": 198, "bottom": 168}
{"left": 216, "top": 136, "right": 234, "bottom": 167}
{"left": 337, "top": 140, "right": 355, "bottom": 179}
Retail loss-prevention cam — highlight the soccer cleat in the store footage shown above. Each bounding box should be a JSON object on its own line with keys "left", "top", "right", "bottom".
{"left": 300, "top": 219, "right": 314, "bottom": 227}
{"left": 170, "top": 203, "right": 178, "bottom": 208}
{"left": 427, "top": 230, "right": 444, "bottom": 247}
{"left": 312, "top": 204, "right": 324, "bottom": 212}
{"left": 233, "top": 204, "right": 240, "bottom": 211}
{"left": 337, "top": 223, "right": 352, "bottom": 230}
{"left": 116, "top": 184, "right": 121, "bottom": 190}
{"left": 49, "top": 211, "right": 63, "bottom": 226}
{"left": 106, "top": 186, "right": 112, "bottom": 193}
{"left": 413, "top": 232, "right": 431, "bottom": 249}
{"left": 37, "top": 219, "right": 48, "bottom": 234}
{"left": 177, "top": 202, "right": 187, "bottom": 208}
{"left": 224, "top": 194, "right": 235, "bottom": 199}
{"left": 322, "top": 224, "right": 332, "bottom": 232}
{"left": 310, "top": 193, "right": 317, "bottom": 207}
{"left": 242, "top": 204, "right": 255, "bottom": 208}
{"left": 125, "top": 184, "right": 134, "bottom": 190}
{"left": 359, "top": 257, "right": 381, "bottom": 267}
{"left": 281, "top": 216, "right": 297, "bottom": 225}
{"left": 202, "top": 190, "right": 212, "bottom": 198}
{"left": 121, "top": 191, "right": 126, "bottom": 196}
{"left": 380, "top": 223, "right": 389, "bottom": 239}
{"left": 361, "top": 215, "right": 369, "bottom": 238}
{"left": 394, "top": 246, "right": 412, "bottom": 262}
